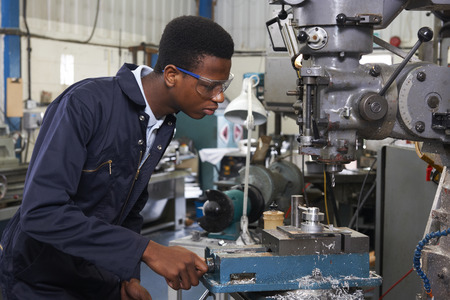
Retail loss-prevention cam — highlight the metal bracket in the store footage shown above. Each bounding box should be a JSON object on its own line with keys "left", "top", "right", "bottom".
{"left": 432, "top": 112, "right": 450, "bottom": 134}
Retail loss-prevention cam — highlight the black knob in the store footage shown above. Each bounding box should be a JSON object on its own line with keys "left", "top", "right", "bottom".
{"left": 269, "top": 201, "right": 279, "bottom": 210}
{"left": 297, "top": 31, "right": 309, "bottom": 43}
{"left": 278, "top": 5, "right": 288, "bottom": 20}
{"left": 418, "top": 27, "right": 433, "bottom": 43}
{"left": 336, "top": 13, "right": 347, "bottom": 25}
{"left": 370, "top": 64, "right": 382, "bottom": 77}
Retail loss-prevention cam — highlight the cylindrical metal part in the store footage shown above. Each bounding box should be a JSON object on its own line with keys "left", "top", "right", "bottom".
{"left": 302, "top": 207, "right": 325, "bottom": 222}
{"left": 291, "top": 195, "right": 304, "bottom": 227}
{"left": 305, "top": 84, "right": 313, "bottom": 132}
{"left": 300, "top": 206, "right": 324, "bottom": 233}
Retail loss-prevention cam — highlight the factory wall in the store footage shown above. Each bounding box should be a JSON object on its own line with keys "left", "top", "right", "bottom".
{"left": 6, "top": 0, "right": 438, "bottom": 151}
{"left": 19, "top": 0, "right": 268, "bottom": 102}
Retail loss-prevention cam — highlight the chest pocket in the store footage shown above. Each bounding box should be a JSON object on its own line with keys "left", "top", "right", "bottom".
{"left": 82, "top": 160, "right": 112, "bottom": 175}
{"left": 76, "top": 158, "right": 116, "bottom": 218}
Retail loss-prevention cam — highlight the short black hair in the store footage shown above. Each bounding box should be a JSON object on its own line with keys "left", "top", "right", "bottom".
{"left": 154, "top": 15, "right": 234, "bottom": 73}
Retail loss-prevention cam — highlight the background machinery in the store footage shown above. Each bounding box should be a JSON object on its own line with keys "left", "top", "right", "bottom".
{"left": 203, "top": 0, "right": 450, "bottom": 299}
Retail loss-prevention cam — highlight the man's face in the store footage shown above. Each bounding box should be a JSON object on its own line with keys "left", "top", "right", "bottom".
{"left": 174, "top": 55, "right": 232, "bottom": 119}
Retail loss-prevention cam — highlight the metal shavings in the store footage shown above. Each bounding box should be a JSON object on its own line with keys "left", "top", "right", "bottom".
{"left": 271, "top": 288, "right": 364, "bottom": 300}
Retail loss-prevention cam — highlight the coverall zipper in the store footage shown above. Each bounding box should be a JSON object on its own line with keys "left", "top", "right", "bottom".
{"left": 116, "top": 151, "right": 150, "bottom": 224}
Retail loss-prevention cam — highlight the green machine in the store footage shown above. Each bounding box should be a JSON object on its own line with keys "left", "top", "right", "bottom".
{"left": 198, "top": 160, "right": 303, "bottom": 240}
{"left": 198, "top": 185, "right": 265, "bottom": 240}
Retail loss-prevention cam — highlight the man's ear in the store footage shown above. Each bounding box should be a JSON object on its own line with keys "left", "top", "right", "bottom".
{"left": 163, "top": 65, "right": 178, "bottom": 88}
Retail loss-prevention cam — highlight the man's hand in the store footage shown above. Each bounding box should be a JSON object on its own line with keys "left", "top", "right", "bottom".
{"left": 142, "top": 240, "right": 208, "bottom": 290}
{"left": 121, "top": 278, "right": 152, "bottom": 300}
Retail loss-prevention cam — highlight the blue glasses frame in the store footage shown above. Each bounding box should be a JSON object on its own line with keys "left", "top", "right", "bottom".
{"left": 176, "top": 66, "right": 234, "bottom": 99}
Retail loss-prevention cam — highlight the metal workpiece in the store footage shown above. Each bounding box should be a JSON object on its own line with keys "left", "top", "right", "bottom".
{"left": 263, "top": 226, "right": 369, "bottom": 256}
{"left": 290, "top": 195, "right": 304, "bottom": 227}
{"left": 290, "top": 206, "right": 325, "bottom": 233}
{"left": 300, "top": 208, "right": 324, "bottom": 233}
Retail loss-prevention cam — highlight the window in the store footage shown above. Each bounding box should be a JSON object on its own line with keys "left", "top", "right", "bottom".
{"left": 60, "top": 54, "right": 74, "bottom": 85}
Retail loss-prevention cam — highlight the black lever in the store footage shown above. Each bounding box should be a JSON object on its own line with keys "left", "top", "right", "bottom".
{"left": 278, "top": 4, "right": 288, "bottom": 20}
{"left": 378, "top": 27, "right": 433, "bottom": 96}
{"left": 336, "top": 13, "right": 361, "bottom": 24}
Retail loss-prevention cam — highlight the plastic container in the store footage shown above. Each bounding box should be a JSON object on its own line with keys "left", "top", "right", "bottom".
{"left": 263, "top": 210, "right": 285, "bottom": 229}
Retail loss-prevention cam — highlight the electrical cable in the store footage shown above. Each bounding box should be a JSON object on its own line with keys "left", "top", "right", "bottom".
{"left": 285, "top": 205, "right": 291, "bottom": 220}
{"left": 348, "top": 180, "right": 376, "bottom": 229}
{"left": 22, "top": 0, "right": 101, "bottom": 45}
{"left": 23, "top": 0, "right": 32, "bottom": 101}
{"left": 433, "top": 11, "right": 450, "bottom": 23}
{"left": 439, "top": 22, "right": 450, "bottom": 38}
{"left": 414, "top": 142, "right": 443, "bottom": 175}
{"left": 83, "top": 0, "right": 101, "bottom": 44}
{"left": 302, "top": 182, "right": 311, "bottom": 207}
{"left": 325, "top": 172, "right": 341, "bottom": 227}
{"left": 378, "top": 268, "right": 413, "bottom": 300}
{"left": 350, "top": 158, "right": 377, "bottom": 230}
{"left": 323, "top": 170, "right": 330, "bottom": 225}
{"left": 413, "top": 228, "right": 450, "bottom": 299}
{"left": 24, "top": 129, "right": 31, "bottom": 164}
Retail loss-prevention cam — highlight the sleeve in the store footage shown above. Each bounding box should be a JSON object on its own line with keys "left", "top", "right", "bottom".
{"left": 122, "top": 188, "right": 150, "bottom": 279}
{"left": 19, "top": 92, "right": 149, "bottom": 281}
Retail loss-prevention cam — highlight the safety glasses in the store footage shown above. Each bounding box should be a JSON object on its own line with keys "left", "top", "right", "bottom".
{"left": 176, "top": 66, "right": 234, "bottom": 99}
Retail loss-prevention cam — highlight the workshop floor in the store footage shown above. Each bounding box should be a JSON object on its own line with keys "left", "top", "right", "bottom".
{"left": 140, "top": 221, "right": 208, "bottom": 300}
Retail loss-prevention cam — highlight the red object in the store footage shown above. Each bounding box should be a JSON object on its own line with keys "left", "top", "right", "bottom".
{"left": 426, "top": 165, "right": 432, "bottom": 181}
{"left": 390, "top": 36, "right": 401, "bottom": 47}
{"left": 378, "top": 268, "right": 413, "bottom": 300}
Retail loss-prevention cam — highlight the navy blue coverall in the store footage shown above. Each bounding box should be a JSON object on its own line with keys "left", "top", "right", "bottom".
{"left": 0, "top": 63, "right": 176, "bottom": 299}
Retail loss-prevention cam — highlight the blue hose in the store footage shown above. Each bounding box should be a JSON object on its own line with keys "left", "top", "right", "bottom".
{"left": 414, "top": 228, "right": 450, "bottom": 296}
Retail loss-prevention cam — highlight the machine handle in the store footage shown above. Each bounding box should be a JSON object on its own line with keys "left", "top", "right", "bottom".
{"left": 278, "top": 4, "right": 288, "bottom": 20}
{"left": 378, "top": 27, "right": 433, "bottom": 96}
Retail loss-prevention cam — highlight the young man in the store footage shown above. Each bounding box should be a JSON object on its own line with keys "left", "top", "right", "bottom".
{"left": 0, "top": 15, "right": 234, "bottom": 299}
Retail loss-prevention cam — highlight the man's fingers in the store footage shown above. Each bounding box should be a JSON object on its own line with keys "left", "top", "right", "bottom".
{"left": 179, "top": 268, "right": 192, "bottom": 290}
{"left": 195, "top": 256, "right": 208, "bottom": 274}
{"left": 166, "top": 277, "right": 180, "bottom": 290}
